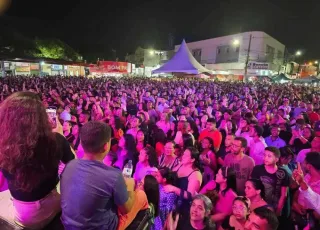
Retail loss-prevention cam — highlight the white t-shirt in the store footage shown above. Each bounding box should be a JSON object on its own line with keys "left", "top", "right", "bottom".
{"left": 296, "top": 149, "right": 311, "bottom": 163}
{"left": 249, "top": 138, "right": 267, "bottom": 165}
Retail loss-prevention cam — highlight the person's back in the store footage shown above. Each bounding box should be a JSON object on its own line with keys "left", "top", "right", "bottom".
{"left": 61, "top": 159, "right": 126, "bottom": 229}
{"left": 60, "top": 121, "right": 134, "bottom": 230}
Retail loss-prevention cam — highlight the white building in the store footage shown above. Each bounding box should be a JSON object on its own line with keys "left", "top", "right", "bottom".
{"left": 175, "top": 31, "right": 285, "bottom": 77}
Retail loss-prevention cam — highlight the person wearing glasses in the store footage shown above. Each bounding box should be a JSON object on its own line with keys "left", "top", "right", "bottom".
{"left": 223, "top": 137, "right": 255, "bottom": 195}
{"left": 220, "top": 196, "right": 251, "bottom": 230}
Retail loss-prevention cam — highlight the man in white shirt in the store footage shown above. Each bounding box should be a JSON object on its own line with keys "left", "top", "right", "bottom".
{"left": 249, "top": 125, "right": 267, "bottom": 165}
{"left": 296, "top": 136, "right": 320, "bottom": 163}
{"left": 60, "top": 105, "right": 71, "bottom": 121}
{"left": 293, "top": 152, "right": 320, "bottom": 215}
{"left": 278, "top": 98, "right": 291, "bottom": 119}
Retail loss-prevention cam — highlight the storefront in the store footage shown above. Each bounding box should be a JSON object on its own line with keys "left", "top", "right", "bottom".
{"left": 89, "top": 61, "right": 131, "bottom": 76}
{"left": 41, "top": 64, "right": 52, "bottom": 76}
{"left": 30, "top": 63, "right": 40, "bottom": 75}
{"left": 15, "top": 62, "right": 30, "bottom": 75}
{"left": 66, "top": 65, "right": 85, "bottom": 76}
{"left": 51, "top": 64, "right": 64, "bottom": 75}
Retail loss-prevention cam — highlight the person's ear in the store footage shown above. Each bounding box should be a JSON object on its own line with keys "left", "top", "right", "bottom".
{"left": 275, "top": 157, "right": 279, "bottom": 163}
{"left": 104, "top": 141, "right": 111, "bottom": 153}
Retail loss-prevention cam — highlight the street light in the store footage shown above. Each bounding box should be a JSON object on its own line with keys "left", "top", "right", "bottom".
{"left": 315, "top": 61, "right": 318, "bottom": 64}
{"left": 149, "top": 50, "right": 155, "bottom": 55}
{"left": 296, "top": 51, "right": 301, "bottom": 56}
{"left": 232, "top": 39, "right": 240, "bottom": 46}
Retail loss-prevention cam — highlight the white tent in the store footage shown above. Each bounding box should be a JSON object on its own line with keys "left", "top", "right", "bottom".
{"left": 152, "top": 40, "right": 212, "bottom": 75}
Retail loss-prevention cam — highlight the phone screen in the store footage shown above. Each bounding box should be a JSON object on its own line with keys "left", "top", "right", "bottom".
{"left": 46, "top": 108, "right": 57, "bottom": 128}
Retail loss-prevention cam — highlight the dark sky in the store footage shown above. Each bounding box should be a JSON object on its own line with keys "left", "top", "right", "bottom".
{"left": 4, "top": 0, "right": 320, "bottom": 61}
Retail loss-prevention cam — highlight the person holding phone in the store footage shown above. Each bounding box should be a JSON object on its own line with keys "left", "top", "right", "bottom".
{"left": 0, "top": 92, "right": 75, "bottom": 229}
{"left": 292, "top": 153, "right": 320, "bottom": 219}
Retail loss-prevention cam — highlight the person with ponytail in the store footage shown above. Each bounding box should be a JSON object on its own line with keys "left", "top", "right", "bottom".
{"left": 244, "top": 179, "right": 270, "bottom": 212}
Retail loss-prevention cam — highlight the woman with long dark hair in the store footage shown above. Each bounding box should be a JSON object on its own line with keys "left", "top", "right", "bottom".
{"left": 164, "top": 147, "right": 202, "bottom": 218}
{"left": 113, "top": 134, "right": 137, "bottom": 170}
{"left": 200, "top": 167, "right": 237, "bottom": 227}
{"left": 166, "top": 194, "right": 215, "bottom": 230}
{"left": 244, "top": 179, "right": 269, "bottom": 211}
{"left": 118, "top": 175, "right": 160, "bottom": 230}
{"left": 152, "top": 167, "right": 178, "bottom": 230}
{"left": 199, "top": 137, "right": 217, "bottom": 186}
{"left": 0, "top": 92, "right": 74, "bottom": 229}
{"left": 134, "top": 146, "right": 158, "bottom": 182}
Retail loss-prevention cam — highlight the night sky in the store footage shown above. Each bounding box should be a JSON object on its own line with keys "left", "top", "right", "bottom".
{"left": 3, "top": 0, "right": 320, "bottom": 62}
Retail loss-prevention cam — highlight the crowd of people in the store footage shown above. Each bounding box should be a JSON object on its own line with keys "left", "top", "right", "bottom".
{"left": 0, "top": 75, "right": 320, "bottom": 230}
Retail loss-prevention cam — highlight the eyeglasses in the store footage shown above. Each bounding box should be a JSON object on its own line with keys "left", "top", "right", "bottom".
{"left": 232, "top": 205, "right": 246, "bottom": 211}
{"left": 232, "top": 144, "right": 242, "bottom": 148}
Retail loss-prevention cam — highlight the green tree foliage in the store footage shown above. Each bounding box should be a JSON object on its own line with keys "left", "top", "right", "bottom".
{"left": 32, "top": 38, "right": 82, "bottom": 61}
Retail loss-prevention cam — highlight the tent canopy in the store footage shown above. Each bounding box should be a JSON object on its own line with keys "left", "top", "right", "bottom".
{"left": 294, "top": 76, "right": 320, "bottom": 83}
{"left": 152, "top": 40, "right": 212, "bottom": 75}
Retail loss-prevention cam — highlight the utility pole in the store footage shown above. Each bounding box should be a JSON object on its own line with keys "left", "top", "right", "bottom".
{"left": 244, "top": 34, "right": 252, "bottom": 82}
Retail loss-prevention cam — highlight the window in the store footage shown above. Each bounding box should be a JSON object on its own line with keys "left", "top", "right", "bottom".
{"left": 236, "top": 47, "right": 239, "bottom": 52}
{"left": 217, "top": 48, "right": 221, "bottom": 54}
{"left": 226, "top": 47, "right": 229, "bottom": 53}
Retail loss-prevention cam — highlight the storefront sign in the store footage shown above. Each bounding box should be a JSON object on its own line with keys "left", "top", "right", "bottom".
{"left": 30, "top": 64, "right": 40, "bottom": 70}
{"left": 15, "top": 62, "right": 30, "bottom": 67}
{"left": 16, "top": 66, "right": 30, "bottom": 72}
{"left": 247, "top": 62, "right": 269, "bottom": 70}
{"left": 90, "top": 61, "right": 130, "bottom": 73}
{"left": 52, "top": 64, "right": 63, "bottom": 70}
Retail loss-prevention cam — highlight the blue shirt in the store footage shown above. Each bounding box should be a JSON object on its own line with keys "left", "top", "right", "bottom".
{"left": 61, "top": 159, "right": 128, "bottom": 230}
{"left": 265, "top": 136, "right": 286, "bottom": 149}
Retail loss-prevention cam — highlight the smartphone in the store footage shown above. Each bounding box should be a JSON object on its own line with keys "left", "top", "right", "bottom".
{"left": 46, "top": 107, "right": 57, "bottom": 128}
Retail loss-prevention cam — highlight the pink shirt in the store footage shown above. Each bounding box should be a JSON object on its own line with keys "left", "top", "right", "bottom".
{"left": 215, "top": 189, "right": 237, "bottom": 215}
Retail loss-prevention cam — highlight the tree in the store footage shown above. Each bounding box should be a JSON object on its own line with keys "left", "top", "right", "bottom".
{"left": 31, "top": 38, "right": 82, "bottom": 61}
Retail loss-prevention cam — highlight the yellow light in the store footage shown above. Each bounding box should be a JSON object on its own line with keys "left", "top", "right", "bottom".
{"left": 309, "top": 62, "right": 313, "bottom": 65}
{"left": 233, "top": 39, "right": 240, "bottom": 46}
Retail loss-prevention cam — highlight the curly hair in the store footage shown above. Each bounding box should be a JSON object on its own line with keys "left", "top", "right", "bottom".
{"left": 0, "top": 92, "right": 58, "bottom": 192}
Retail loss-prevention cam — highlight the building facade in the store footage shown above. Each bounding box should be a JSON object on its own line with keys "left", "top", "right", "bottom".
{"left": 175, "top": 31, "right": 285, "bottom": 77}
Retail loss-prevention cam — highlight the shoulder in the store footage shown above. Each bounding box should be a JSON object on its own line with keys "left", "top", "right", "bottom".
{"left": 189, "top": 170, "right": 202, "bottom": 181}
{"left": 243, "top": 155, "right": 255, "bottom": 164}
{"left": 55, "top": 132, "right": 68, "bottom": 143}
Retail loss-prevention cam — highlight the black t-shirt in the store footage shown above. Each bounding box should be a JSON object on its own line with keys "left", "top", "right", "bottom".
{"left": 293, "top": 138, "right": 312, "bottom": 154}
{"left": 1, "top": 133, "right": 75, "bottom": 202}
{"left": 221, "top": 216, "right": 235, "bottom": 230}
{"left": 279, "top": 130, "right": 292, "bottom": 145}
{"left": 251, "top": 165, "right": 289, "bottom": 210}
{"left": 177, "top": 216, "right": 216, "bottom": 230}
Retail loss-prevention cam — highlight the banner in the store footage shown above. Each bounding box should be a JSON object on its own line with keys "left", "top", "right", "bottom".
{"left": 30, "top": 64, "right": 40, "bottom": 70}
{"left": 247, "top": 61, "right": 269, "bottom": 70}
{"left": 90, "top": 61, "right": 130, "bottom": 74}
{"left": 51, "top": 64, "right": 63, "bottom": 70}
{"left": 16, "top": 66, "right": 30, "bottom": 72}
